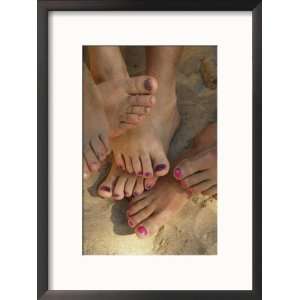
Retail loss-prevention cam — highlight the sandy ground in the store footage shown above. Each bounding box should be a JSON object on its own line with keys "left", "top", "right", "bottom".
{"left": 83, "top": 46, "right": 217, "bottom": 255}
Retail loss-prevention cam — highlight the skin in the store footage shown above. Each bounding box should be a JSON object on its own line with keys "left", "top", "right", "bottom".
{"left": 110, "top": 47, "right": 183, "bottom": 178}
{"left": 173, "top": 123, "right": 217, "bottom": 198}
{"left": 83, "top": 62, "right": 157, "bottom": 179}
{"left": 97, "top": 162, "right": 159, "bottom": 201}
{"left": 126, "top": 175, "right": 190, "bottom": 238}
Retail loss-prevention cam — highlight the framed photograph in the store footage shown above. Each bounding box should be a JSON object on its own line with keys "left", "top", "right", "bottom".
{"left": 38, "top": 0, "right": 261, "bottom": 299}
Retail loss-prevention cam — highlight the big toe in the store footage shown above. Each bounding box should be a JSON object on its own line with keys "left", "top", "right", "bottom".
{"left": 153, "top": 152, "right": 170, "bottom": 177}
{"left": 125, "top": 75, "right": 158, "bottom": 95}
{"left": 134, "top": 212, "right": 167, "bottom": 239}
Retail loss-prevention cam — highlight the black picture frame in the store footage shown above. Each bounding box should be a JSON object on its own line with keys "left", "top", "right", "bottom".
{"left": 38, "top": 0, "right": 262, "bottom": 299}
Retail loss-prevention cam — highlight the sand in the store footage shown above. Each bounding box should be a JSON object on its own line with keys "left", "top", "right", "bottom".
{"left": 83, "top": 46, "right": 217, "bottom": 255}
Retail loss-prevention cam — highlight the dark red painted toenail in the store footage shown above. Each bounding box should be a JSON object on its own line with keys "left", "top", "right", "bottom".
{"left": 144, "top": 172, "right": 152, "bottom": 177}
{"left": 144, "top": 78, "right": 152, "bottom": 91}
{"left": 128, "top": 219, "right": 134, "bottom": 227}
{"left": 174, "top": 168, "right": 182, "bottom": 179}
{"left": 154, "top": 164, "right": 166, "bottom": 172}
{"left": 101, "top": 186, "right": 111, "bottom": 192}
{"left": 138, "top": 171, "right": 143, "bottom": 176}
{"left": 137, "top": 226, "right": 148, "bottom": 236}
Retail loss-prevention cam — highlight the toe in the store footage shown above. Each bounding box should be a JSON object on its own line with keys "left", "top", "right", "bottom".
{"left": 140, "top": 154, "right": 153, "bottom": 178}
{"left": 90, "top": 136, "right": 107, "bottom": 162}
{"left": 83, "top": 159, "right": 91, "bottom": 180}
{"left": 131, "top": 156, "right": 142, "bottom": 176}
{"left": 124, "top": 175, "right": 137, "bottom": 198}
{"left": 153, "top": 152, "right": 170, "bottom": 177}
{"left": 112, "top": 176, "right": 127, "bottom": 200}
{"left": 124, "top": 113, "right": 142, "bottom": 125}
{"left": 128, "top": 203, "right": 155, "bottom": 228}
{"left": 97, "top": 170, "right": 117, "bottom": 198}
{"left": 84, "top": 147, "right": 100, "bottom": 172}
{"left": 128, "top": 95, "right": 156, "bottom": 107}
{"left": 133, "top": 177, "right": 144, "bottom": 197}
{"left": 180, "top": 170, "right": 210, "bottom": 188}
{"left": 202, "top": 185, "right": 217, "bottom": 197}
{"left": 124, "top": 156, "right": 134, "bottom": 174}
{"left": 134, "top": 212, "right": 167, "bottom": 239}
{"left": 114, "top": 153, "right": 126, "bottom": 171}
{"left": 144, "top": 177, "right": 158, "bottom": 191}
{"left": 127, "top": 196, "right": 152, "bottom": 217}
{"left": 127, "top": 105, "right": 151, "bottom": 116}
{"left": 190, "top": 180, "right": 216, "bottom": 195}
{"left": 124, "top": 76, "right": 158, "bottom": 94}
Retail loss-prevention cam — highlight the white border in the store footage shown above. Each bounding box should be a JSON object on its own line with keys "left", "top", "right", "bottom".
{"left": 49, "top": 12, "right": 252, "bottom": 290}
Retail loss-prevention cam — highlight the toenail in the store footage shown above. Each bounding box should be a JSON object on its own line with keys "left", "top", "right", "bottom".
{"left": 145, "top": 185, "right": 152, "bottom": 190}
{"left": 124, "top": 192, "right": 129, "bottom": 197}
{"left": 138, "top": 171, "right": 143, "bottom": 176}
{"left": 144, "top": 78, "right": 152, "bottom": 91}
{"left": 154, "top": 164, "right": 166, "bottom": 172}
{"left": 101, "top": 186, "right": 111, "bottom": 192}
{"left": 137, "top": 226, "right": 148, "bottom": 236}
{"left": 174, "top": 168, "right": 182, "bottom": 179}
{"left": 144, "top": 172, "right": 152, "bottom": 177}
{"left": 128, "top": 219, "right": 134, "bottom": 227}
{"left": 133, "top": 192, "right": 139, "bottom": 197}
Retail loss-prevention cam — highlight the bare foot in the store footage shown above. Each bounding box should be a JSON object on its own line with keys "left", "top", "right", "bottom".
{"left": 110, "top": 85, "right": 180, "bottom": 178}
{"left": 83, "top": 64, "right": 158, "bottom": 178}
{"left": 173, "top": 123, "right": 217, "bottom": 197}
{"left": 98, "top": 162, "right": 158, "bottom": 201}
{"left": 126, "top": 175, "right": 189, "bottom": 238}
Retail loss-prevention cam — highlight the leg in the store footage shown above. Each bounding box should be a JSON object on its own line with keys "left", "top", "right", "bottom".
{"left": 110, "top": 47, "right": 183, "bottom": 177}
{"left": 88, "top": 46, "right": 129, "bottom": 83}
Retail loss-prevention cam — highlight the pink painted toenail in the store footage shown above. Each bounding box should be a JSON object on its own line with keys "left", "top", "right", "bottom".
{"left": 154, "top": 164, "right": 166, "bottom": 172}
{"left": 137, "top": 226, "right": 148, "bottom": 236}
{"left": 101, "top": 186, "right": 111, "bottom": 192}
{"left": 145, "top": 172, "right": 152, "bottom": 177}
{"left": 128, "top": 219, "right": 134, "bottom": 227}
{"left": 174, "top": 168, "right": 182, "bottom": 179}
{"left": 144, "top": 78, "right": 152, "bottom": 91}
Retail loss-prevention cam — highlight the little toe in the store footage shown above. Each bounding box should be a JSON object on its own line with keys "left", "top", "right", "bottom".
{"left": 180, "top": 171, "right": 210, "bottom": 189}
{"left": 140, "top": 155, "right": 153, "bottom": 178}
{"left": 144, "top": 177, "right": 158, "bottom": 191}
{"left": 112, "top": 176, "right": 127, "bottom": 200}
{"left": 190, "top": 180, "right": 216, "bottom": 195}
{"left": 124, "top": 175, "right": 137, "bottom": 198}
{"left": 202, "top": 185, "right": 217, "bottom": 197}
{"left": 131, "top": 156, "right": 142, "bottom": 176}
{"left": 125, "top": 76, "right": 158, "bottom": 95}
{"left": 85, "top": 147, "right": 100, "bottom": 172}
{"left": 128, "top": 203, "right": 155, "bottom": 228}
{"left": 133, "top": 177, "right": 145, "bottom": 197}
{"left": 97, "top": 171, "right": 117, "bottom": 198}
{"left": 153, "top": 153, "right": 170, "bottom": 177}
